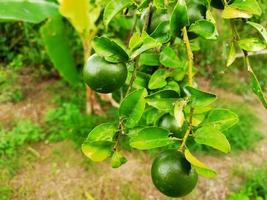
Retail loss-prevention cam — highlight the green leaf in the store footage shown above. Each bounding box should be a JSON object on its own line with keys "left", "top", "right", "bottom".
{"left": 184, "top": 149, "right": 217, "bottom": 178}
{"left": 184, "top": 86, "right": 217, "bottom": 107}
{"left": 92, "top": 36, "right": 129, "bottom": 63}
{"left": 145, "top": 90, "right": 180, "bottom": 112}
{"left": 119, "top": 89, "right": 148, "bottom": 128}
{"left": 160, "top": 47, "right": 182, "bottom": 68}
{"left": 85, "top": 123, "right": 117, "bottom": 142}
{"left": 188, "top": 20, "right": 217, "bottom": 40}
{"left": 170, "top": 0, "right": 189, "bottom": 37}
{"left": 164, "top": 81, "right": 181, "bottom": 94}
{"left": 171, "top": 68, "right": 186, "bottom": 81}
{"left": 129, "top": 127, "right": 174, "bottom": 150}
{"left": 249, "top": 69, "right": 267, "bottom": 109}
{"left": 111, "top": 151, "right": 127, "bottom": 168}
{"left": 0, "top": 0, "right": 59, "bottom": 24}
{"left": 222, "top": 6, "right": 252, "bottom": 19}
{"left": 126, "top": 71, "right": 151, "bottom": 89}
{"left": 202, "top": 109, "right": 239, "bottom": 131}
{"left": 238, "top": 38, "right": 266, "bottom": 52}
{"left": 144, "top": 108, "right": 162, "bottom": 125}
{"left": 139, "top": 52, "right": 160, "bottom": 66}
{"left": 247, "top": 21, "right": 267, "bottom": 43}
{"left": 59, "top": 0, "right": 95, "bottom": 34}
{"left": 103, "top": 0, "right": 134, "bottom": 28}
{"left": 40, "top": 17, "right": 80, "bottom": 85}
{"left": 130, "top": 35, "right": 161, "bottom": 59}
{"left": 82, "top": 141, "right": 113, "bottom": 162}
{"left": 150, "top": 21, "right": 171, "bottom": 43}
{"left": 154, "top": 0, "right": 165, "bottom": 9}
{"left": 227, "top": 42, "right": 236, "bottom": 67}
{"left": 229, "top": 0, "right": 262, "bottom": 16}
{"left": 148, "top": 69, "right": 169, "bottom": 90}
{"left": 194, "top": 126, "right": 231, "bottom": 153}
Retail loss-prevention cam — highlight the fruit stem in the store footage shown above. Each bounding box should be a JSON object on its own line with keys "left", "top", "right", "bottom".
{"left": 179, "top": 27, "right": 195, "bottom": 152}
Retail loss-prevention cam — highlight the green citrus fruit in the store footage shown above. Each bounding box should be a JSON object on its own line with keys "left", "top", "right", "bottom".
{"left": 158, "top": 114, "right": 183, "bottom": 137}
{"left": 151, "top": 149, "right": 198, "bottom": 197}
{"left": 83, "top": 54, "right": 127, "bottom": 93}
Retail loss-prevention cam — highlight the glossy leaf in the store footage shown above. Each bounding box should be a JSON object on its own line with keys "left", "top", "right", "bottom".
{"left": 184, "top": 86, "right": 217, "bottom": 107}
{"left": 85, "top": 123, "right": 117, "bottom": 142}
{"left": 249, "top": 69, "right": 267, "bottom": 109}
{"left": 59, "top": 0, "right": 92, "bottom": 34}
{"left": 202, "top": 109, "right": 239, "bottom": 131}
{"left": 171, "top": 68, "right": 186, "bottom": 81}
{"left": 227, "top": 42, "right": 236, "bottom": 67}
{"left": 247, "top": 21, "right": 267, "bottom": 43}
{"left": 229, "top": 0, "right": 262, "bottom": 16}
{"left": 160, "top": 47, "right": 182, "bottom": 68}
{"left": 150, "top": 21, "right": 171, "bottom": 43}
{"left": 164, "top": 81, "right": 181, "bottom": 94}
{"left": 129, "top": 127, "right": 174, "bottom": 150}
{"left": 185, "top": 149, "right": 217, "bottom": 178}
{"left": 139, "top": 52, "right": 160, "bottom": 66}
{"left": 194, "top": 126, "right": 231, "bottom": 153}
{"left": 103, "top": 0, "right": 133, "bottom": 27}
{"left": 222, "top": 6, "right": 252, "bottom": 19}
{"left": 146, "top": 90, "right": 180, "bottom": 112}
{"left": 154, "top": 0, "right": 165, "bottom": 9}
{"left": 0, "top": 0, "right": 59, "bottom": 23}
{"left": 238, "top": 38, "right": 266, "bottom": 52}
{"left": 130, "top": 35, "right": 161, "bottom": 59}
{"left": 82, "top": 141, "right": 113, "bottom": 162}
{"left": 92, "top": 36, "right": 129, "bottom": 63}
{"left": 119, "top": 89, "right": 148, "bottom": 128}
{"left": 170, "top": 0, "right": 189, "bottom": 37}
{"left": 40, "top": 17, "right": 80, "bottom": 85}
{"left": 148, "top": 69, "right": 169, "bottom": 90}
{"left": 189, "top": 20, "right": 217, "bottom": 40}
{"left": 111, "top": 151, "right": 127, "bottom": 168}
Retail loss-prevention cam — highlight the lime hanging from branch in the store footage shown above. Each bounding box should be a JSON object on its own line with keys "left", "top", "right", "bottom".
{"left": 83, "top": 54, "right": 127, "bottom": 93}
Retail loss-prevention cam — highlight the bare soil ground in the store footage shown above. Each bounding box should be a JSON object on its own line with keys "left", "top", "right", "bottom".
{"left": 1, "top": 76, "right": 267, "bottom": 200}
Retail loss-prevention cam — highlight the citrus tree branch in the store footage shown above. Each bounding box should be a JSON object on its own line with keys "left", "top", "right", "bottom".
{"left": 179, "top": 27, "right": 195, "bottom": 151}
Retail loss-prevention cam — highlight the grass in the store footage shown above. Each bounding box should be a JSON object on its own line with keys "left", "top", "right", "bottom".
{"left": 229, "top": 163, "right": 267, "bottom": 200}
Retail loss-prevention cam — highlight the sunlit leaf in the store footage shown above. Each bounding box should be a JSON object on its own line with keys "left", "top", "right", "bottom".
{"left": 247, "top": 21, "right": 267, "bottom": 43}
{"left": 238, "top": 38, "right": 266, "bottom": 52}
{"left": 194, "top": 126, "right": 231, "bottom": 153}
{"left": 184, "top": 86, "right": 217, "bottom": 107}
{"left": 174, "top": 100, "right": 186, "bottom": 128}
{"left": 85, "top": 123, "right": 117, "bottom": 142}
{"left": 103, "top": 0, "right": 134, "bottom": 27}
{"left": 227, "top": 42, "right": 236, "bottom": 67}
{"left": 202, "top": 109, "right": 239, "bottom": 131}
{"left": 92, "top": 36, "right": 129, "bottom": 63}
{"left": 160, "top": 47, "right": 182, "bottom": 68}
{"left": 129, "top": 127, "right": 174, "bottom": 150}
{"left": 185, "top": 149, "right": 217, "bottom": 178}
{"left": 59, "top": 0, "right": 93, "bottom": 34}
{"left": 82, "top": 141, "right": 113, "bottom": 162}
{"left": 249, "top": 69, "right": 267, "bottom": 109}
{"left": 188, "top": 20, "right": 217, "bottom": 40}
{"left": 119, "top": 89, "right": 148, "bottom": 128}
{"left": 222, "top": 6, "right": 252, "bottom": 19}
{"left": 229, "top": 0, "right": 262, "bottom": 16}
{"left": 148, "top": 69, "right": 169, "bottom": 90}
{"left": 111, "top": 151, "right": 127, "bottom": 168}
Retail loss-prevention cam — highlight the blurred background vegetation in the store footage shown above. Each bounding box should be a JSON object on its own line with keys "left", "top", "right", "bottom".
{"left": 0, "top": 1, "right": 266, "bottom": 200}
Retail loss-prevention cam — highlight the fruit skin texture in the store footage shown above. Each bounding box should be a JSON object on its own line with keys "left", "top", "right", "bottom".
{"left": 158, "top": 114, "right": 183, "bottom": 137}
{"left": 151, "top": 149, "right": 198, "bottom": 197}
{"left": 83, "top": 54, "right": 127, "bottom": 93}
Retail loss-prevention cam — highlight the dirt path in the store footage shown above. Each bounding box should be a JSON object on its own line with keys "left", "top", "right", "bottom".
{"left": 2, "top": 78, "right": 267, "bottom": 200}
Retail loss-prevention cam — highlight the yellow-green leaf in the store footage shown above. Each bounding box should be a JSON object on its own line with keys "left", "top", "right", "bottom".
{"left": 184, "top": 149, "right": 217, "bottom": 178}
{"left": 59, "top": 0, "right": 92, "bottom": 34}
